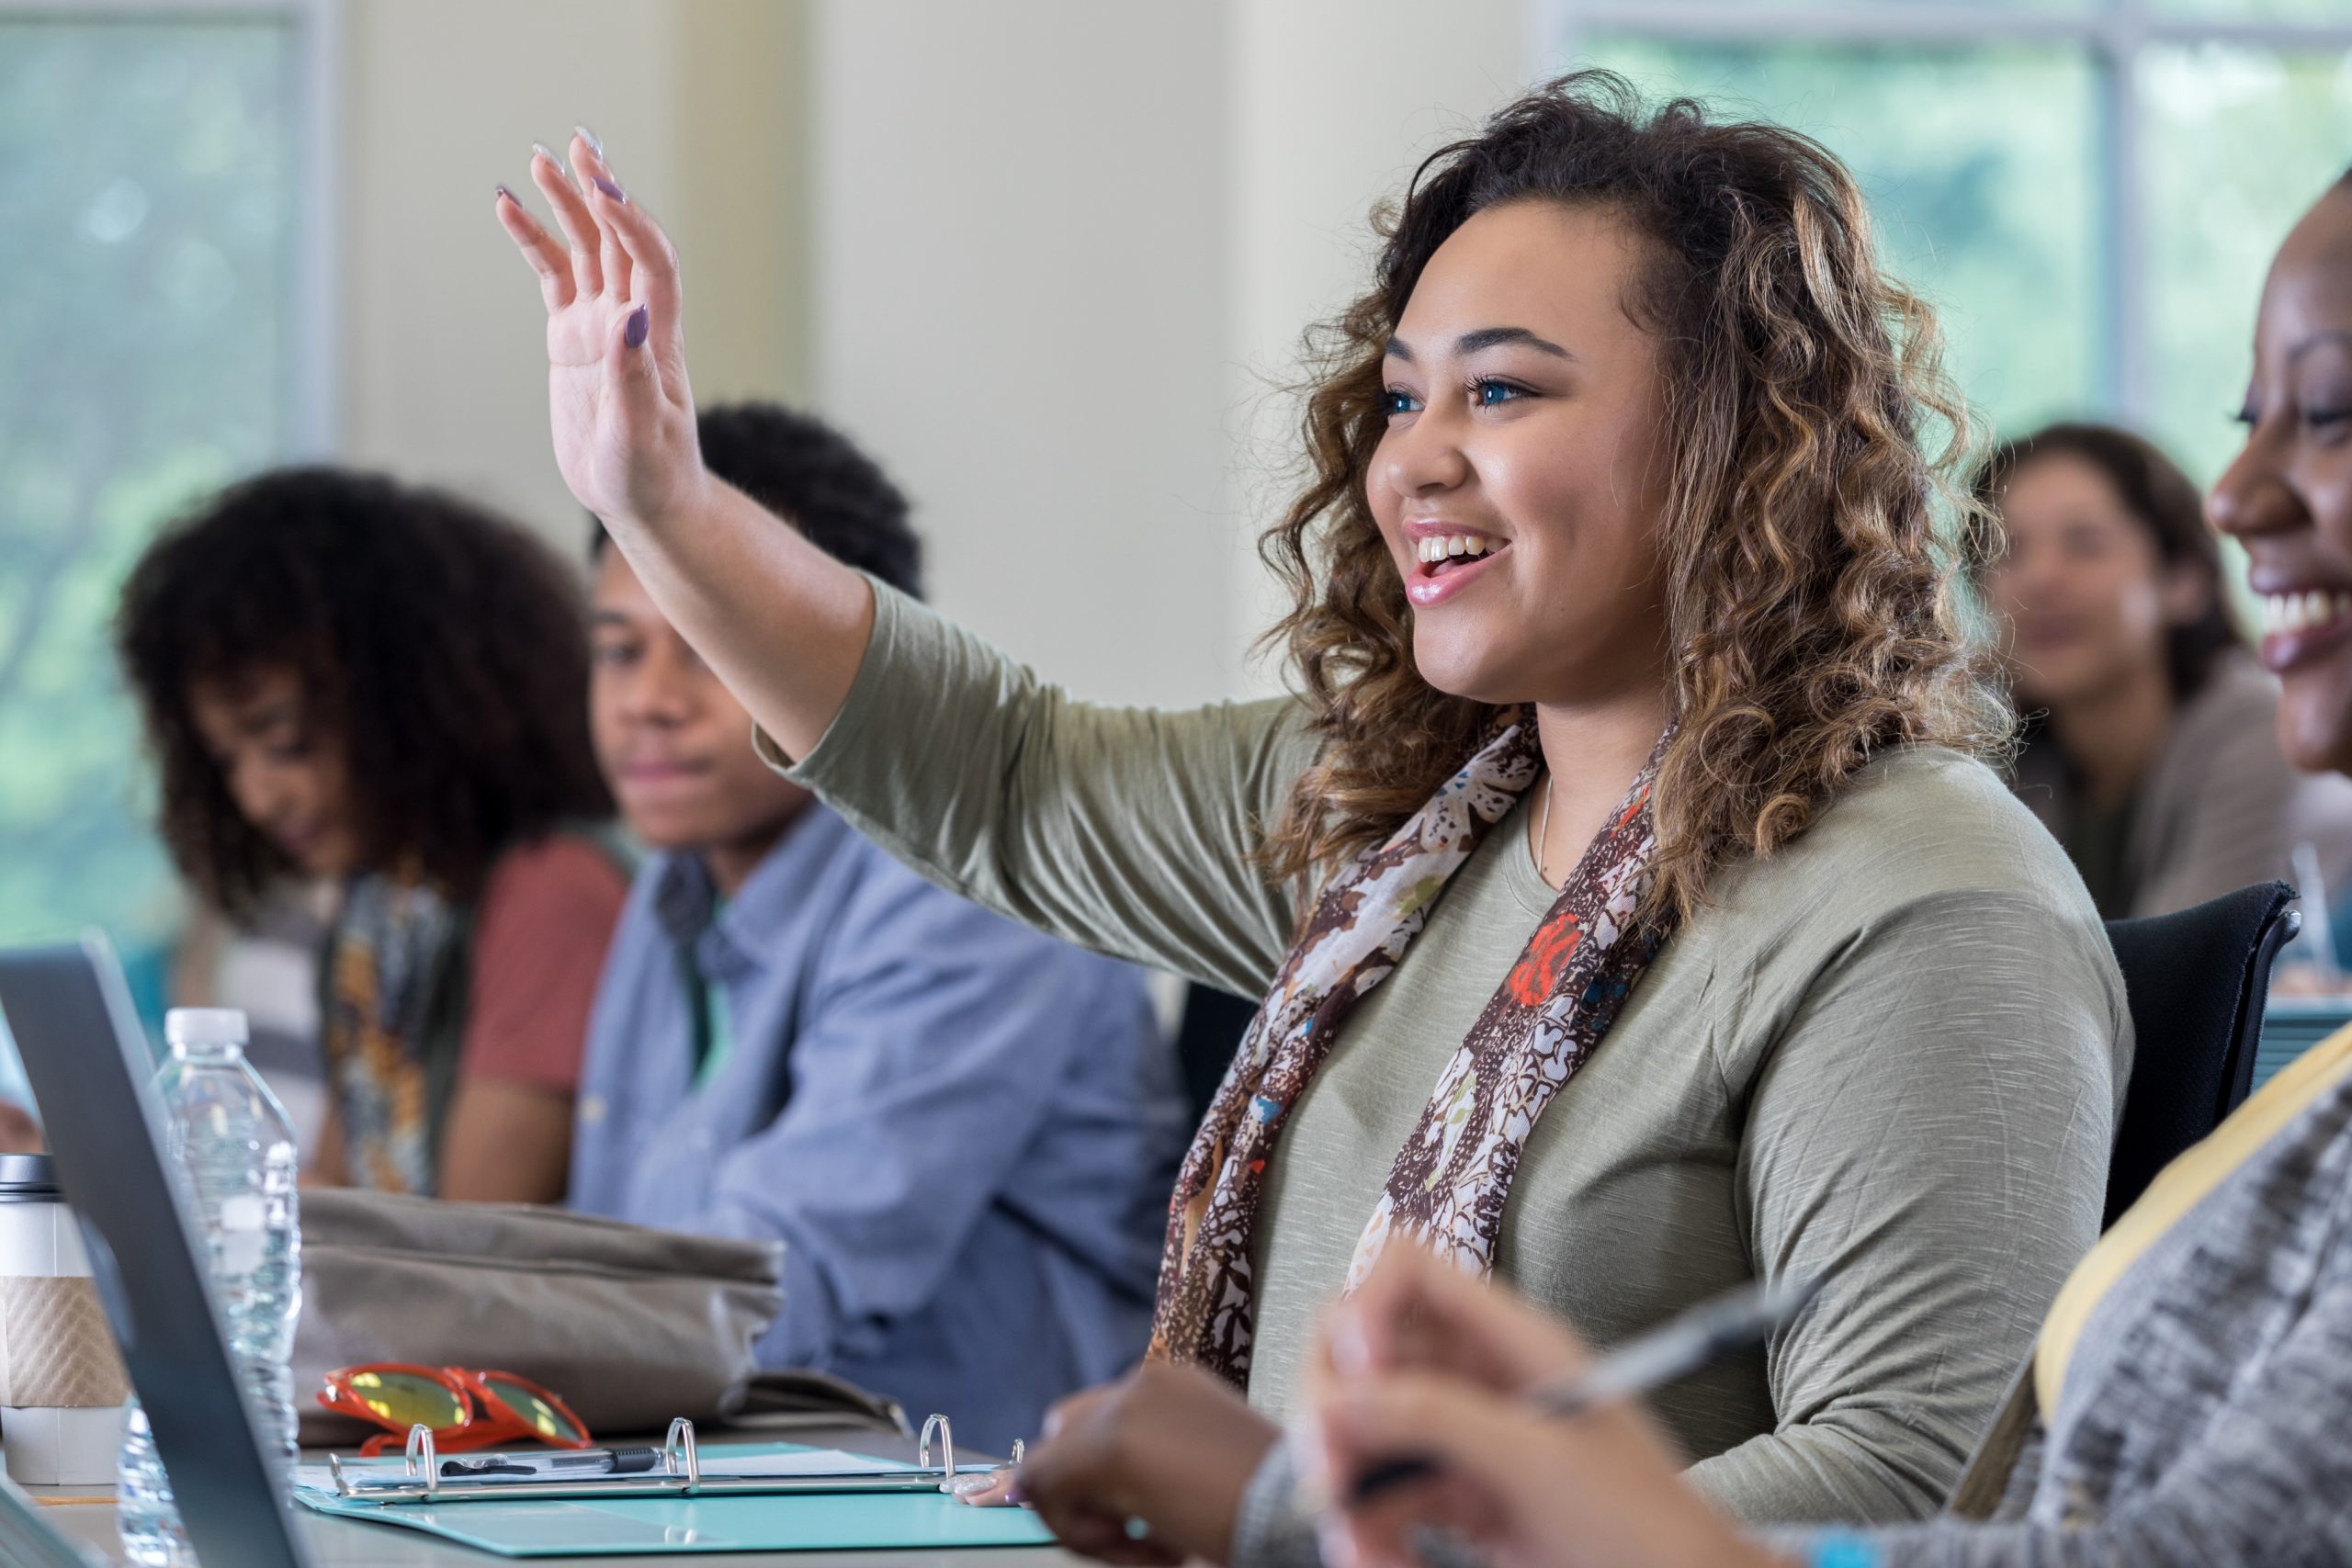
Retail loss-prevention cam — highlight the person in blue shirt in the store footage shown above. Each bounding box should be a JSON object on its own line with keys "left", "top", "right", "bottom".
{"left": 568, "top": 401, "right": 1187, "bottom": 1451}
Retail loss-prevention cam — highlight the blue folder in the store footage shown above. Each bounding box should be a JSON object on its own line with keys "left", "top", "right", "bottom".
{"left": 2256, "top": 996, "right": 2352, "bottom": 1092}
{"left": 296, "top": 1443, "right": 1057, "bottom": 1557}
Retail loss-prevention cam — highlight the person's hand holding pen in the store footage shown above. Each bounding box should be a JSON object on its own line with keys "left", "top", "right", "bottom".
{"left": 1306, "top": 1245, "right": 1794, "bottom": 1568}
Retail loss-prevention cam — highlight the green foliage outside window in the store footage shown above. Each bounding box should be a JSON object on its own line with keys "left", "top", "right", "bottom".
{"left": 1585, "top": 38, "right": 2103, "bottom": 455}
{"left": 2143, "top": 43, "right": 2352, "bottom": 483}
{"left": 0, "top": 19, "right": 295, "bottom": 949}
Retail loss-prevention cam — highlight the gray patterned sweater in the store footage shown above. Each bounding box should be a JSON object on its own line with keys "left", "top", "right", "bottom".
{"left": 1236, "top": 1063, "right": 2352, "bottom": 1568}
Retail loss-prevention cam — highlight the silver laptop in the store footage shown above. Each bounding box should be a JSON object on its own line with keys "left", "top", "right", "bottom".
{"left": 0, "top": 934, "right": 311, "bottom": 1567}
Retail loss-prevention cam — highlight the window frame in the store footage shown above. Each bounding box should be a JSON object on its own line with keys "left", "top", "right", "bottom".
{"left": 0, "top": 0, "right": 342, "bottom": 455}
{"left": 1534, "top": 0, "right": 2352, "bottom": 427}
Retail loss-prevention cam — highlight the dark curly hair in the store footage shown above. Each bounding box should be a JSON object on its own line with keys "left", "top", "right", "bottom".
{"left": 1971, "top": 421, "right": 2241, "bottom": 700}
{"left": 1258, "top": 71, "right": 2008, "bottom": 920}
{"left": 594, "top": 400, "right": 923, "bottom": 599}
{"left": 117, "top": 468, "right": 613, "bottom": 917}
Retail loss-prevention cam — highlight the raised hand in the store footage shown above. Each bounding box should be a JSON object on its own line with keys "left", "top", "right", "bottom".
{"left": 493, "top": 130, "right": 705, "bottom": 531}
{"left": 486, "top": 127, "right": 876, "bottom": 766}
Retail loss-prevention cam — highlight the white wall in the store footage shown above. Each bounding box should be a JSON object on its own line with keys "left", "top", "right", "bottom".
{"left": 808, "top": 0, "right": 1527, "bottom": 705}
{"left": 808, "top": 1, "right": 1237, "bottom": 706}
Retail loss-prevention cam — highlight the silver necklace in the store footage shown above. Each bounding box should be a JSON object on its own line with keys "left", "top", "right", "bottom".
{"left": 1537, "top": 771, "right": 1556, "bottom": 885}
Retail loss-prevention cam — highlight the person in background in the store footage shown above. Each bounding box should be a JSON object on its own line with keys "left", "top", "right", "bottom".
{"left": 1977, "top": 420, "right": 2352, "bottom": 919}
{"left": 570, "top": 400, "right": 1186, "bottom": 1451}
{"left": 116, "top": 468, "right": 628, "bottom": 1201}
{"left": 1294, "top": 165, "right": 2352, "bottom": 1568}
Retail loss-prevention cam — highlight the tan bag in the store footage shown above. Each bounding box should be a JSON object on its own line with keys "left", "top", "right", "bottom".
{"left": 292, "top": 1190, "right": 899, "bottom": 1447}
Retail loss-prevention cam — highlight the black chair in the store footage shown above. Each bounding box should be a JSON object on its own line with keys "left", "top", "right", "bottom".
{"left": 1172, "top": 983, "right": 1261, "bottom": 1127}
{"left": 2101, "top": 880, "right": 2300, "bottom": 1225}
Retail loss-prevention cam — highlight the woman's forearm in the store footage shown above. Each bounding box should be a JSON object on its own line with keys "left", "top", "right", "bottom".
{"left": 605, "top": 472, "right": 876, "bottom": 764}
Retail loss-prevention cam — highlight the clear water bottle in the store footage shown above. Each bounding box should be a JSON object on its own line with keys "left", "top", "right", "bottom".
{"left": 116, "top": 1401, "right": 188, "bottom": 1567}
{"left": 118, "top": 1008, "right": 303, "bottom": 1567}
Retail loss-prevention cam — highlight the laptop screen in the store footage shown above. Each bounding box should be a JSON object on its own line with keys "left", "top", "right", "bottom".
{"left": 0, "top": 936, "right": 311, "bottom": 1568}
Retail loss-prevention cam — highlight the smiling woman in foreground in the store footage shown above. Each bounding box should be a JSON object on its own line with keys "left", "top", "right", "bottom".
{"left": 1299, "top": 165, "right": 2352, "bottom": 1568}
{"left": 493, "top": 73, "right": 2128, "bottom": 1561}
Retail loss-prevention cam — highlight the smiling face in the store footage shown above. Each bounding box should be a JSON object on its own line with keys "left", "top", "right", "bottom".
{"left": 2211, "top": 182, "right": 2352, "bottom": 773}
{"left": 590, "top": 547, "right": 810, "bottom": 886}
{"left": 187, "top": 668, "right": 361, "bottom": 879}
{"left": 1986, "top": 452, "right": 2204, "bottom": 710}
{"left": 1370, "top": 199, "right": 1675, "bottom": 710}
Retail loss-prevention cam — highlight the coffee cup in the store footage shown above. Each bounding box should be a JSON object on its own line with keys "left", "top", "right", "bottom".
{"left": 0, "top": 1154, "right": 128, "bottom": 1485}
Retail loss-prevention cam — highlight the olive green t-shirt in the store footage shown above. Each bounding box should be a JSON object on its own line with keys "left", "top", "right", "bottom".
{"left": 764, "top": 580, "right": 2132, "bottom": 1526}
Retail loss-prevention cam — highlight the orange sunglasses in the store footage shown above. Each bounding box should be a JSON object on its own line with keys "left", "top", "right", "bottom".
{"left": 318, "top": 1363, "right": 594, "bottom": 1458}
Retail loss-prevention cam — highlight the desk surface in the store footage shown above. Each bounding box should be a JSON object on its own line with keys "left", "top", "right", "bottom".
{"left": 31, "top": 1423, "right": 1081, "bottom": 1567}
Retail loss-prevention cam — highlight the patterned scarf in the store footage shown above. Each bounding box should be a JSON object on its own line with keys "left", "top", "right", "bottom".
{"left": 321, "top": 873, "right": 460, "bottom": 1195}
{"left": 1148, "top": 711, "right": 1676, "bottom": 1383}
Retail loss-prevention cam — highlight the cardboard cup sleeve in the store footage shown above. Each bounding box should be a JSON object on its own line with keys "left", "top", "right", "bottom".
{"left": 0, "top": 1172, "right": 132, "bottom": 1484}
{"left": 0, "top": 1276, "right": 128, "bottom": 1409}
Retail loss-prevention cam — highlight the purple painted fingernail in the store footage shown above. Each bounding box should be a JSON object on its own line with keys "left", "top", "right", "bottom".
{"left": 624, "top": 305, "right": 650, "bottom": 349}
{"left": 593, "top": 175, "right": 627, "bottom": 205}
{"left": 1002, "top": 1480, "right": 1025, "bottom": 1506}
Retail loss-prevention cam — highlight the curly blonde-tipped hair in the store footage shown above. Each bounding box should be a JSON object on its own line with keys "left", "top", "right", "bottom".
{"left": 1258, "top": 72, "right": 2010, "bottom": 921}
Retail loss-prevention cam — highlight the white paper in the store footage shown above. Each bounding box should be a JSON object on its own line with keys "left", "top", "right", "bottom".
{"left": 295, "top": 1446, "right": 910, "bottom": 1495}
{"left": 691, "top": 1448, "right": 906, "bottom": 1478}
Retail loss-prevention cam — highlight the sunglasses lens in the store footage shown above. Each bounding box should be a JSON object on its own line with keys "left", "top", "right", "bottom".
{"left": 482, "top": 1376, "right": 583, "bottom": 1443}
{"left": 343, "top": 1371, "right": 467, "bottom": 1431}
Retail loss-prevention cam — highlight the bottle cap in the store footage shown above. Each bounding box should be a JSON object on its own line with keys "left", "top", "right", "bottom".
{"left": 164, "top": 1008, "right": 250, "bottom": 1049}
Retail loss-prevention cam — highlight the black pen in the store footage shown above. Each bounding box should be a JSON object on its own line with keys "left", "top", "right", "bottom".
{"left": 1346, "top": 1274, "right": 1824, "bottom": 1505}
{"left": 441, "top": 1447, "right": 663, "bottom": 1479}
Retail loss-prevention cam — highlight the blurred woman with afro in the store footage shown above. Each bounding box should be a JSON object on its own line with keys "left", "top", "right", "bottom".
{"left": 117, "top": 468, "right": 628, "bottom": 1201}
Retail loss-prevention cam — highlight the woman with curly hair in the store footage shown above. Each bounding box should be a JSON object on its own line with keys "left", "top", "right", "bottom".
{"left": 1297, "top": 167, "right": 2352, "bottom": 1568}
{"left": 492, "top": 73, "right": 2127, "bottom": 1548}
{"left": 116, "top": 468, "right": 628, "bottom": 1202}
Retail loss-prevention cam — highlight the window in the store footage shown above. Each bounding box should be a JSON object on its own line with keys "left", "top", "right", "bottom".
{"left": 0, "top": 5, "right": 331, "bottom": 970}
{"left": 1543, "top": 2, "right": 2352, "bottom": 487}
